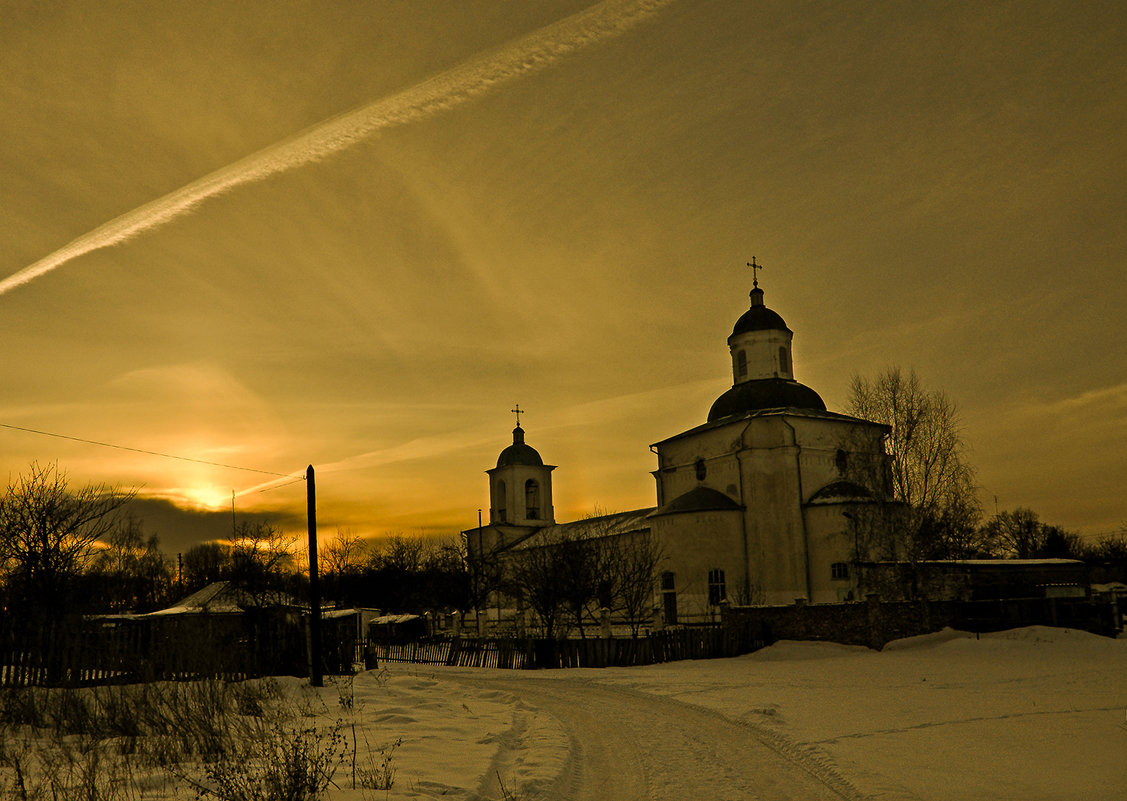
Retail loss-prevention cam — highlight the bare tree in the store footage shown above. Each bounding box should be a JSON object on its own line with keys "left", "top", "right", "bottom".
{"left": 182, "top": 541, "right": 232, "bottom": 590}
{"left": 609, "top": 533, "right": 664, "bottom": 637}
{"left": 319, "top": 527, "right": 368, "bottom": 577}
{"left": 980, "top": 507, "right": 1055, "bottom": 558}
{"left": 228, "top": 520, "right": 297, "bottom": 604}
{"left": 0, "top": 462, "right": 133, "bottom": 618}
{"left": 370, "top": 532, "right": 426, "bottom": 573}
{"left": 847, "top": 368, "right": 981, "bottom": 565}
{"left": 88, "top": 515, "right": 174, "bottom": 612}
{"left": 507, "top": 533, "right": 571, "bottom": 640}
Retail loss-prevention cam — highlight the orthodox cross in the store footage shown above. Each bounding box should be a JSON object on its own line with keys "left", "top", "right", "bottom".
{"left": 512, "top": 404, "right": 524, "bottom": 427}
{"left": 747, "top": 257, "right": 763, "bottom": 288}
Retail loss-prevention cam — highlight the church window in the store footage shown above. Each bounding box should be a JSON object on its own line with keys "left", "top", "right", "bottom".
{"left": 694, "top": 458, "right": 707, "bottom": 481}
{"left": 831, "top": 562, "right": 849, "bottom": 580}
{"left": 525, "top": 479, "right": 540, "bottom": 520}
{"left": 778, "top": 346, "right": 790, "bottom": 374}
{"left": 835, "top": 449, "right": 849, "bottom": 475}
{"left": 707, "top": 568, "right": 727, "bottom": 606}
{"left": 736, "top": 350, "right": 747, "bottom": 379}
{"left": 497, "top": 480, "right": 507, "bottom": 522}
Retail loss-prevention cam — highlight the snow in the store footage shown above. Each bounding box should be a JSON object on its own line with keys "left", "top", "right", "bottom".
{"left": 3, "top": 626, "right": 1124, "bottom": 799}
{"left": 357, "top": 626, "right": 1126, "bottom": 800}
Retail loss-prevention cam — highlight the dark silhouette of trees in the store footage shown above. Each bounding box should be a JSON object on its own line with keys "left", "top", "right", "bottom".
{"left": 0, "top": 462, "right": 133, "bottom": 619}
{"left": 182, "top": 541, "right": 232, "bottom": 591}
{"left": 228, "top": 521, "right": 298, "bottom": 603}
{"left": 507, "top": 533, "right": 570, "bottom": 639}
{"left": 86, "top": 515, "right": 174, "bottom": 612}
{"left": 847, "top": 367, "right": 981, "bottom": 564}
{"left": 609, "top": 534, "right": 665, "bottom": 637}
{"left": 507, "top": 528, "right": 664, "bottom": 638}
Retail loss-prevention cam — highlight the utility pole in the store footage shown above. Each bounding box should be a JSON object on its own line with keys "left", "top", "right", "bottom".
{"left": 306, "top": 464, "right": 323, "bottom": 687}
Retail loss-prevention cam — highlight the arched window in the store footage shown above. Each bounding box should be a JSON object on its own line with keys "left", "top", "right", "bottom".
{"left": 694, "top": 458, "right": 707, "bottom": 481}
{"left": 736, "top": 350, "right": 748, "bottom": 379}
{"left": 497, "top": 480, "right": 507, "bottom": 523}
{"left": 778, "top": 346, "right": 790, "bottom": 374}
{"left": 525, "top": 479, "right": 540, "bottom": 520}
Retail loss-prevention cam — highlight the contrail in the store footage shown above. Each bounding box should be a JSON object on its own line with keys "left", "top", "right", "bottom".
{"left": 0, "top": 0, "right": 673, "bottom": 297}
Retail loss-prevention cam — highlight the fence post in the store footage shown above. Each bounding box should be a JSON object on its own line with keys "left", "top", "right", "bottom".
{"left": 866, "top": 593, "right": 883, "bottom": 649}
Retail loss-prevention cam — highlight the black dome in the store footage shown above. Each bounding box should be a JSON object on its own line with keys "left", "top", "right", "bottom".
{"left": 731, "top": 287, "right": 790, "bottom": 336}
{"left": 731, "top": 304, "right": 790, "bottom": 336}
{"left": 496, "top": 427, "right": 544, "bottom": 467}
{"left": 708, "top": 378, "right": 826, "bottom": 421}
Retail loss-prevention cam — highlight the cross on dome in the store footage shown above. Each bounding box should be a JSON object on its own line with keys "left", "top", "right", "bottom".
{"left": 511, "top": 404, "right": 524, "bottom": 428}
{"left": 747, "top": 257, "right": 763, "bottom": 289}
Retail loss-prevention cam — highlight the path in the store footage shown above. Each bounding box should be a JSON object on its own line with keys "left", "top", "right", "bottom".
{"left": 450, "top": 673, "right": 865, "bottom": 801}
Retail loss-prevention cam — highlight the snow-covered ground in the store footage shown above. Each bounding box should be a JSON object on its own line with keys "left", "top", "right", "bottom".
{"left": 3, "top": 625, "right": 1123, "bottom": 800}
{"left": 355, "top": 626, "right": 1127, "bottom": 800}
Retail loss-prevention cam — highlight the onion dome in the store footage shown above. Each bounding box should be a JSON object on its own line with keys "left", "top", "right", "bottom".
{"left": 731, "top": 286, "right": 791, "bottom": 335}
{"left": 496, "top": 426, "right": 544, "bottom": 468}
{"left": 708, "top": 379, "right": 826, "bottom": 421}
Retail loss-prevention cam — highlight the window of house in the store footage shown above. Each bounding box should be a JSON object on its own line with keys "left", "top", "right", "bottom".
{"left": 831, "top": 562, "right": 849, "bottom": 580}
{"left": 778, "top": 346, "right": 790, "bottom": 374}
{"left": 736, "top": 350, "right": 748, "bottom": 379}
{"left": 525, "top": 479, "right": 540, "bottom": 520}
{"left": 707, "top": 568, "right": 727, "bottom": 606}
{"left": 661, "top": 571, "right": 677, "bottom": 625}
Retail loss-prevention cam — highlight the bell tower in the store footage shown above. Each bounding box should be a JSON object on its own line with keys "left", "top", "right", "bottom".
{"left": 486, "top": 406, "right": 555, "bottom": 526}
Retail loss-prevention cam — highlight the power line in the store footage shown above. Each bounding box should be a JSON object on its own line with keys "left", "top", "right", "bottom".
{"left": 1, "top": 422, "right": 294, "bottom": 478}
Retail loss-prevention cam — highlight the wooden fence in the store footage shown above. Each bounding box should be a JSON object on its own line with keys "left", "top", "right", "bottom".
{"left": 368, "top": 625, "right": 765, "bottom": 670}
{"left": 0, "top": 611, "right": 312, "bottom": 687}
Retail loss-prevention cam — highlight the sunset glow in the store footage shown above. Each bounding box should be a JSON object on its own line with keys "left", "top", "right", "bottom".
{"left": 2, "top": 1, "right": 1125, "bottom": 555}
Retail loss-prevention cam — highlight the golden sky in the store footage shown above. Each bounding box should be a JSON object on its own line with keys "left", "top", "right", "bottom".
{"left": 2, "top": 0, "right": 1125, "bottom": 554}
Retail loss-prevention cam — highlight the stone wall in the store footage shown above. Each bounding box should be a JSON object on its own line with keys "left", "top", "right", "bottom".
{"left": 722, "top": 594, "right": 1119, "bottom": 650}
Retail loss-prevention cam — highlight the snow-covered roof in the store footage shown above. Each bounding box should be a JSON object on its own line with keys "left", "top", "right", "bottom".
{"left": 507, "top": 508, "right": 654, "bottom": 551}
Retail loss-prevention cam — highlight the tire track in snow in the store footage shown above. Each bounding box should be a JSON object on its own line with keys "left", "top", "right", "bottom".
{"left": 450, "top": 674, "right": 863, "bottom": 800}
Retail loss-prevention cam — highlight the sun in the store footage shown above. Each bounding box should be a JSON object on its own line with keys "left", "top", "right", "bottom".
{"left": 177, "top": 485, "right": 233, "bottom": 511}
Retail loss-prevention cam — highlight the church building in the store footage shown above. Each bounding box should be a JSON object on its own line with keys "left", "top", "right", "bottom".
{"left": 464, "top": 274, "right": 891, "bottom": 626}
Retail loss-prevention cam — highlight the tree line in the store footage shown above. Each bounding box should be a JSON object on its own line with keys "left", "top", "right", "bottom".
{"left": 843, "top": 366, "right": 1127, "bottom": 566}
{"left": 0, "top": 462, "right": 476, "bottom": 627}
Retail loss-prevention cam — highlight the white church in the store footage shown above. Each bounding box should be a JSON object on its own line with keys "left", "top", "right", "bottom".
{"left": 464, "top": 275, "right": 891, "bottom": 625}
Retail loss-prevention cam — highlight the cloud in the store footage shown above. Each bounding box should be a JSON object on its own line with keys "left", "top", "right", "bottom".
{"left": 0, "top": 0, "right": 674, "bottom": 298}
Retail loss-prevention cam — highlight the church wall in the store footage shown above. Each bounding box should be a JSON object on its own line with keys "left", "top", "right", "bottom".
{"left": 650, "top": 509, "right": 746, "bottom": 622}
{"left": 737, "top": 418, "right": 810, "bottom": 605}
{"left": 653, "top": 422, "right": 745, "bottom": 505}
{"left": 651, "top": 413, "right": 890, "bottom": 607}
{"left": 804, "top": 505, "right": 858, "bottom": 603}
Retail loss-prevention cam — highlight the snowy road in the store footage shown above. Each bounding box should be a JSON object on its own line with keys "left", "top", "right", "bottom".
{"left": 450, "top": 674, "right": 861, "bottom": 801}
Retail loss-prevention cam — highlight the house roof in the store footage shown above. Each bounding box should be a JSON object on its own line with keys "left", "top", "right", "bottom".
{"left": 149, "top": 581, "right": 299, "bottom": 615}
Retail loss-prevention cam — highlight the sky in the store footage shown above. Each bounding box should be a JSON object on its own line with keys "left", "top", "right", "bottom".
{"left": 2, "top": 0, "right": 1126, "bottom": 556}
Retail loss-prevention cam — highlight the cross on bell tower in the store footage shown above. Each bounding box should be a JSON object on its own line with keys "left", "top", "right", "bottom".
{"left": 747, "top": 257, "right": 763, "bottom": 289}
